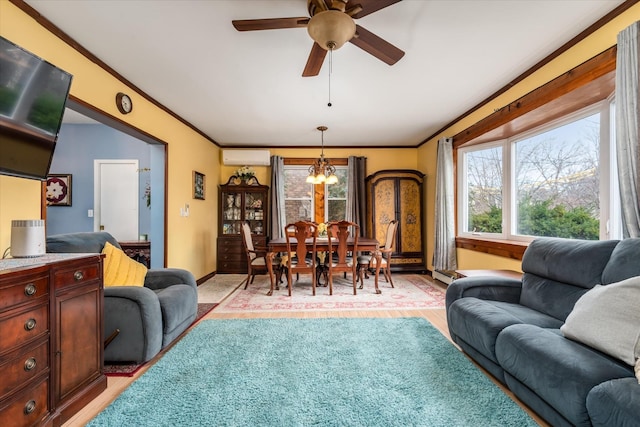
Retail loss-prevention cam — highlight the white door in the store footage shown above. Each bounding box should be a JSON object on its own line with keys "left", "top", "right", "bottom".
{"left": 94, "top": 159, "right": 138, "bottom": 241}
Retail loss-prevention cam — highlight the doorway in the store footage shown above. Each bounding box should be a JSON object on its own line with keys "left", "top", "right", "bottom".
{"left": 94, "top": 159, "right": 139, "bottom": 241}
{"left": 47, "top": 100, "right": 167, "bottom": 268}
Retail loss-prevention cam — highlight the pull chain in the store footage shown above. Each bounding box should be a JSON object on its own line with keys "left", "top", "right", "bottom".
{"left": 327, "top": 48, "right": 332, "bottom": 107}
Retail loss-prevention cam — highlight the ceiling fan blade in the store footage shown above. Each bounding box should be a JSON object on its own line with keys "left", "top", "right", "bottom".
{"left": 302, "top": 43, "right": 328, "bottom": 77}
{"left": 232, "top": 17, "right": 309, "bottom": 31}
{"left": 350, "top": 24, "right": 405, "bottom": 65}
{"left": 348, "top": 0, "right": 402, "bottom": 19}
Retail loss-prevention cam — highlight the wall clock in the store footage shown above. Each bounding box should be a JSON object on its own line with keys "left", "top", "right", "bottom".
{"left": 116, "top": 92, "right": 133, "bottom": 114}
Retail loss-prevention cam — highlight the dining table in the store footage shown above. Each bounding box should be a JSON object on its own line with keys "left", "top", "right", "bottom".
{"left": 266, "top": 237, "right": 383, "bottom": 296}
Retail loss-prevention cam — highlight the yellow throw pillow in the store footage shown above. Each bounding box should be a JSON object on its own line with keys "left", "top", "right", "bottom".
{"left": 102, "top": 241, "right": 147, "bottom": 287}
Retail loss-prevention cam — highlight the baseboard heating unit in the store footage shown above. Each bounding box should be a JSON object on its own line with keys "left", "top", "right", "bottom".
{"left": 433, "top": 269, "right": 457, "bottom": 285}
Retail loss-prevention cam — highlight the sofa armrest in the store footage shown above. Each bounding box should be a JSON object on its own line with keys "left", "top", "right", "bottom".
{"left": 445, "top": 276, "right": 523, "bottom": 312}
{"left": 144, "top": 268, "right": 197, "bottom": 291}
{"left": 587, "top": 377, "right": 640, "bottom": 426}
{"left": 103, "top": 286, "right": 163, "bottom": 363}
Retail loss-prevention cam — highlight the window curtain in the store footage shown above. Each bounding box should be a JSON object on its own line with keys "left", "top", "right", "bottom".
{"left": 346, "top": 156, "right": 367, "bottom": 236}
{"left": 616, "top": 21, "right": 640, "bottom": 238}
{"left": 433, "top": 137, "right": 457, "bottom": 270}
{"left": 270, "top": 155, "right": 286, "bottom": 239}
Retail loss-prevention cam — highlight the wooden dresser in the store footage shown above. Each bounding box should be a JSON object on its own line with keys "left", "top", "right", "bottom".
{"left": 118, "top": 240, "right": 151, "bottom": 268}
{"left": 0, "top": 254, "right": 107, "bottom": 427}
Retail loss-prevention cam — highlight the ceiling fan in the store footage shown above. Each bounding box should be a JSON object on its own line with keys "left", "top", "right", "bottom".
{"left": 232, "top": 0, "right": 405, "bottom": 77}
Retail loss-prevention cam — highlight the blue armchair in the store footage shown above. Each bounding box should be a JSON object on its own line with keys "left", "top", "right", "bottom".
{"left": 46, "top": 232, "right": 197, "bottom": 363}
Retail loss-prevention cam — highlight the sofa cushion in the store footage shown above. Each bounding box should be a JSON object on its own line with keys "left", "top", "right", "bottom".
{"left": 448, "top": 298, "right": 563, "bottom": 365}
{"left": 496, "top": 324, "right": 633, "bottom": 426}
{"left": 519, "top": 238, "right": 619, "bottom": 321}
{"left": 518, "top": 274, "right": 588, "bottom": 321}
{"left": 521, "top": 238, "right": 619, "bottom": 288}
{"left": 102, "top": 241, "right": 147, "bottom": 287}
{"left": 560, "top": 276, "right": 640, "bottom": 366}
{"left": 586, "top": 378, "right": 640, "bottom": 426}
{"left": 601, "top": 238, "right": 640, "bottom": 284}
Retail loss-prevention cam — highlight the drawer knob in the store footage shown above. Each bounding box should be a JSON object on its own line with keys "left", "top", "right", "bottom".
{"left": 73, "top": 271, "right": 84, "bottom": 281}
{"left": 24, "top": 357, "right": 37, "bottom": 371}
{"left": 24, "top": 318, "right": 37, "bottom": 331}
{"left": 24, "top": 400, "right": 36, "bottom": 415}
{"left": 24, "top": 283, "right": 37, "bottom": 296}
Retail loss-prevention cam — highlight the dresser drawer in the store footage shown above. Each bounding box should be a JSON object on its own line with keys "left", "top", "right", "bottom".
{"left": 0, "top": 374, "right": 49, "bottom": 427}
{"left": 217, "top": 261, "right": 246, "bottom": 273}
{"left": 0, "top": 340, "right": 49, "bottom": 401}
{"left": 217, "top": 241, "right": 244, "bottom": 254}
{"left": 53, "top": 261, "right": 100, "bottom": 288}
{"left": 218, "top": 252, "right": 245, "bottom": 262}
{"left": 0, "top": 275, "right": 49, "bottom": 312}
{"left": 0, "top": 304, "right": 48, "bottom": 354}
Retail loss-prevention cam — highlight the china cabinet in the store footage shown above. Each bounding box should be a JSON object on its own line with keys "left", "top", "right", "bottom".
{"left": 217, "top": 175, "right": 269, "bottom": 273}
{"left": 366, "top": 169, "right": 426, "bottom": 273}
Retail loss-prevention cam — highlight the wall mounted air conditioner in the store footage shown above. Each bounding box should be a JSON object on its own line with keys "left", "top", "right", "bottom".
{"left": 222, "top": 149, "right": 271, "bottom": 166}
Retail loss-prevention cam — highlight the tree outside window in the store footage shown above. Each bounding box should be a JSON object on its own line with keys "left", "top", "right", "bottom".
{"left": 460, "top": 104, "right": 612, "bottom": 241}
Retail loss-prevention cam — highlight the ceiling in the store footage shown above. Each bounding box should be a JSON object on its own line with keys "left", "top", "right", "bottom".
{"left": 25, "top": 0, "right": 625, "bottom": 148}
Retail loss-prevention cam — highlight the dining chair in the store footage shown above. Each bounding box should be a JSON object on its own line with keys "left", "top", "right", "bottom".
{"left": 326, "top": 220, "right": 359, "bottom": 295}
{"left": 358, "top": 219, "right": 398, "bottom": 288}
{"left": 240, "top": 221, "right": 272, "bottom": 290}
{"left": 284, "top": 221, "right": 318, "bottom": 296}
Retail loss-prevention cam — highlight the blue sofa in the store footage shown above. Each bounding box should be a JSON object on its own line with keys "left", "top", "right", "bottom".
{"left": 47, "top": 232, "right": 198, "bottom": 363}
{"left": 446, "top": 237, "right": 640, "bottom": 427}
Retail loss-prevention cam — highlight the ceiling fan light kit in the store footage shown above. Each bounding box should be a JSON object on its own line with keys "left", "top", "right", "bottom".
{"left": 307, "top": 10, "right": 356, "bottom": 51}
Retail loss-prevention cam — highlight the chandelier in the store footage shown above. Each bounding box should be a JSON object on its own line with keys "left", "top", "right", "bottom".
{"left": 306, "top": 126, "right": 338, "bottom": 185}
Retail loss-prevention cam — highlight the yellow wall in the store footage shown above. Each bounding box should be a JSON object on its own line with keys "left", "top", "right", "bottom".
{"left": 418, "top": 5, "right": 640, "bottom": 273}
{"left": 2, "top": 1, "right": 638, "bottom": 278}
{"left": 219, "top": 147, "right": 418, "bottom": 184}
{"left": 0, "top": 1, "right": 219, "bottom": 278}
{"left": 0, "top": 177, "right": 42, "bottom": 256}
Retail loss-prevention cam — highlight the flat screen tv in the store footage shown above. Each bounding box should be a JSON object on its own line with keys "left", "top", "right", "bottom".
{"left": 0, "top": 36, "right": 73, "bottom": 180}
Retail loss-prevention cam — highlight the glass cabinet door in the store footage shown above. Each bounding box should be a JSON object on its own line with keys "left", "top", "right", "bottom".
{"left": 245, "top": 192, "right": 265, "bottom": 235}
{"left": 222, "top": 191, "right": 242, "bottom": 235}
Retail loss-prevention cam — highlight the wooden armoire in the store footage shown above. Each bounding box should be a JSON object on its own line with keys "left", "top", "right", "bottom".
{"left": 366, "top": 169, "right": 426, "bottom": 273}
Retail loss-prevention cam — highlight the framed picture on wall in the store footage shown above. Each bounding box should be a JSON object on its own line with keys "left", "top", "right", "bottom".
{"left": 46, "top": 174, "right": 72, "bottom": 206}
{"left": 193, "top": 171, "right": 205, "bottom": 200}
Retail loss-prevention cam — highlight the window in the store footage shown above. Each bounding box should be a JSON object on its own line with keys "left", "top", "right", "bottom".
{"left": 283, "top": 167, "right": 313, "bottom": 225}
{"left": 461, "top": 143, "right": 503, "bottom": 234}
{"left": 283, "top": 165, "right": 348, "bottom": 224}
{"left": 458, "top": 100, "right": 620, "bottom": 241}
{"left": 326, "top": 168, "right": 348, "bottom": 222}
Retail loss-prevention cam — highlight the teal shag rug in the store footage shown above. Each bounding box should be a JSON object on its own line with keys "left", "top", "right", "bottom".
{"left": 88, "top": 318, "right": 536, "bottom": 426}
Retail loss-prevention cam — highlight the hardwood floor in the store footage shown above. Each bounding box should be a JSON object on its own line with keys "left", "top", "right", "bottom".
{"left": 62, "top": 278, "right": 549, "bottom": 427}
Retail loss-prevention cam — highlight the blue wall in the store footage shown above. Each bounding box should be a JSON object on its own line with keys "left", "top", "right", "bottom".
{"left": 47, "top": 123, "right": 164, "bottom": 267}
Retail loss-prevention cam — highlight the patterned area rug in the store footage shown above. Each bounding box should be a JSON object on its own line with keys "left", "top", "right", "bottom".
{"left": 103, "top": 302, "right": 217, "bottom": 377}
{"left": 214, "top": 273, "right": 446, "bottom": 313}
